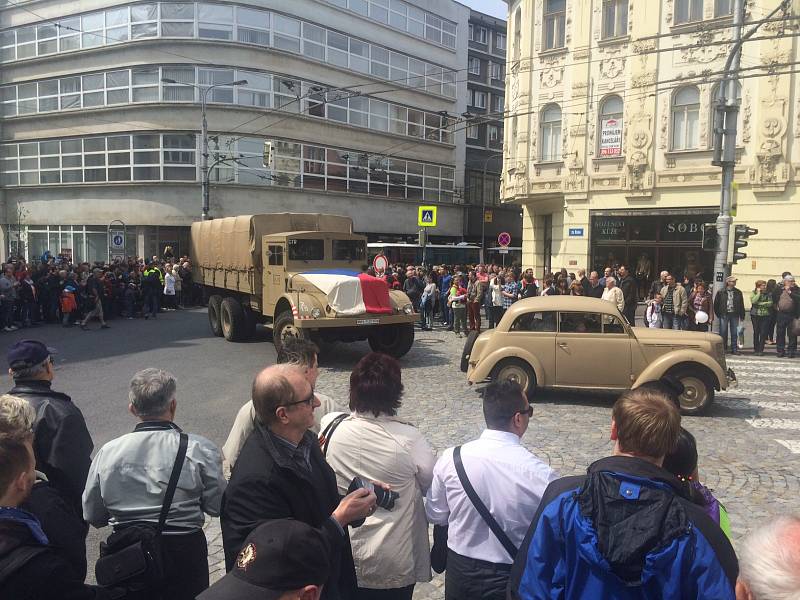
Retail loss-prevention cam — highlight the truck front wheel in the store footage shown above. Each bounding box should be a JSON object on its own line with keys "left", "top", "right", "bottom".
{"left": 274, "top": 311, "right": 308, "bottom": 354}
{"left": 221, "top": 297, "right": 247, "bottom": 342}
{"left": 208, "top": 295, "right": 223, "bottom": 337}
{"left": 368, "top": 324, "right": 415, "bottom": 358}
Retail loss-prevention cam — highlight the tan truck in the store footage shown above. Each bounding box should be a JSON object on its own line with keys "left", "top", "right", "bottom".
{"left": 190, "top": 213, "right": 417, "bottom": 357}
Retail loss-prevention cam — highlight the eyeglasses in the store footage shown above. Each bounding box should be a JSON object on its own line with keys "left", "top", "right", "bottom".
{"left": 514, "top": 405, "right": 533, "bottom": 418}
{"left": 279, "top": 389, "right": 316, "bottom": 409}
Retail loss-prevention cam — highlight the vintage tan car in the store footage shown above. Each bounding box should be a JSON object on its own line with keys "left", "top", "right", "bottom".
{"left": 461, "top": 296, "right": 736, "bottom": 414}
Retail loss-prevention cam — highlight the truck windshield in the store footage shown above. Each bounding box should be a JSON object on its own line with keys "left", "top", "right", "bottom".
{"left": 288, "top": 239, "right": 324, "bottom": 261}
{"left": 332, "top": 239, "right": 367, "bottom": 262}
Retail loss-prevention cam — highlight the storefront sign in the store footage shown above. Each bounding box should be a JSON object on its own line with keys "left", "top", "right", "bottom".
{"left": 599, "top": 118, "right": 623, "bottom": 157}
{"left": 592, "top": 218, "right": 626, "bottom": 241}
{"left": 661, "top": 218, "right": 711, "bottom": 242}
{"left": 568, "top": 228, "right": 584, "bottom": 237}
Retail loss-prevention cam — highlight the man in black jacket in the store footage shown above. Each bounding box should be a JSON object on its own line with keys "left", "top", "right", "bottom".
{"left": 773, "top": 275, "right": 800, "bottom": 358}
{"left": 618, "top": 265, "right": 638, "bottom": 325}
{"left": 7, "top": 340, "right": 93, "bottom": 518}
{"left": 221, "top": 364, "right": 376, "bottom": 600}
{"left": 713, "top": 276, "right": 746, "bottom": 355}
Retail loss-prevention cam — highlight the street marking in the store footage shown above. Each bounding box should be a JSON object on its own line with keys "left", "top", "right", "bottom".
{"left": 746, "top": 418, "right": 800, "bottom": 431}
{"left": 776, "top": 439, "right": 800, "bottom": 454}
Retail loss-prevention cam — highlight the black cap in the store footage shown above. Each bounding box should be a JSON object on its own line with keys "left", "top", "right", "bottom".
{"left": 198, "top": 520, "right": 331, "bottom": 600}
{"left": 7, "top": 340, "right": 56, "bottom": 370}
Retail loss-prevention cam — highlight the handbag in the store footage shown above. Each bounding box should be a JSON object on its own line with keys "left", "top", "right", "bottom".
{"left": 453, "top": 446, "right": 518, "bottom": 559}
{"left": 319, "top": 413, "right": 348, "bottom": 457}
{"left": 95, "top": 432, "right": 188, "bottom": 589}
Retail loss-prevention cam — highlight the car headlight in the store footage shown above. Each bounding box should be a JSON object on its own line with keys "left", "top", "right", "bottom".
{"left": 403, "top": 304, "right": 414, "bottom": 315}
{"left": 311, "top": 307, "right": 322, "bottom": 319}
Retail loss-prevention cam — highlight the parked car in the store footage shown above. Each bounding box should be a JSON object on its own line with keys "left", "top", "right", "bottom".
{"left": 461, "top": 296, "right": 736, "bottom": 414}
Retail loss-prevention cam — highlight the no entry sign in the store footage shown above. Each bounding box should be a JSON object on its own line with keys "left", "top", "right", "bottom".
{"left": 497, "top": 232, "right": 511, "bottom": 247}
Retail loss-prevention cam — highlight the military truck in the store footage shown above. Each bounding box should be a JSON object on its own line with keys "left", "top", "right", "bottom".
{"left": 190, "top": 213, "right": 417, "bottom": 357}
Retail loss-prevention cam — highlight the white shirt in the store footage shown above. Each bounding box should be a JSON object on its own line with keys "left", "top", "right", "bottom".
{"left": 425, "top": 429, "right": 557, "bottom": 564}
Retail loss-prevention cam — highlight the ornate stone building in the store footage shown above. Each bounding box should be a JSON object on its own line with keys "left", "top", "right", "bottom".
{"left": 501, "top": 0, "right": 799, "bottom": 293}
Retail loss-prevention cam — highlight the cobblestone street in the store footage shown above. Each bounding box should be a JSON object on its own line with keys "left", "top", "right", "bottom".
{"left": 204, "top": 322, "right": 800, "bottom": 599}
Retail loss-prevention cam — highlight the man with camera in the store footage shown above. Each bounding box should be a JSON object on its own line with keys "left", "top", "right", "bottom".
{"left": 221, "top": 364, "right": 377, "bottom": 600}
{"left": 425, "top": 380, "right": 556, "bottom": 600}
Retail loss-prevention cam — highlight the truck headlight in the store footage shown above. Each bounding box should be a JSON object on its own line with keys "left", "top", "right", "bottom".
{"left": 311, "top": 308, "right": 322, "bottom": 319}
{"left": 403, "top": 304, "right": 413, "bottom": 315}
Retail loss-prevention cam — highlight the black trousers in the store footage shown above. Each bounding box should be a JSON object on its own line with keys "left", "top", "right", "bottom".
{"left": 776, "top": 312, "right": 798, "bottom": 355}
{"left": 356, "top": 585, "right": 415, "bottom": 600}
{"left": 162, "top": 529, "right": 209, "bottom": 600}
{"left": 444, "top": 550, "right": 510, "bottom": 600}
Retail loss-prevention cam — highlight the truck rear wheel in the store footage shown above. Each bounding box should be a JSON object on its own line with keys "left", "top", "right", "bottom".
{"left": 274, "top": 311, "right": 308, "bottom": 354}
{"left": 208, "top": 295, "right": 223, "bottom": 337}
{"left": 368, "top": 324, "right": 414, "bottom": 358}
{"left": 221, "top": 297, "right": 247, "bottom": 342}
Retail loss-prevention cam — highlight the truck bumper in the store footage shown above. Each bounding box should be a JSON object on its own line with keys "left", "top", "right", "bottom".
{"left": 293, "top": 314, "right": 417, "bottom": 329}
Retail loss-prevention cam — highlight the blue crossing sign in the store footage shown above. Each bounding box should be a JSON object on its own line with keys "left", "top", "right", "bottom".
{"left": 418, "top": 205, "right": 437, "bottom": 227}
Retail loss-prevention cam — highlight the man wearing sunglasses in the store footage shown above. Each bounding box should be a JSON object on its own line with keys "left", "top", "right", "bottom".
{"left": 425, "top": 380, "right": 556, "bottom": 600}
{"left": 221, "top": 363, "right": 376, "bottom": 600}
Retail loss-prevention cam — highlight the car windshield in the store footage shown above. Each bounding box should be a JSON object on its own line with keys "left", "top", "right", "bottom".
{"left": 332, "top": 239, "right": 366, "bottom": 262}
{"left": 288, "top": 238, "right": 324, "bottom": 261}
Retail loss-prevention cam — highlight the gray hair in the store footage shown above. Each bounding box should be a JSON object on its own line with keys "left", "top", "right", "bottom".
{"left": 11, "top": 357, "right": 50, "bottom": 381}
{"left": 0, "top": 394, "right": 35, "bottom": 440}
{"left": 738, "top": 514, "right": 800, "bottom": 599}
{"left": 606, "top": 277, "right": 617, "bottom": 286}
{"left": 129, "top": 368, "right": 177, "bottom": 418}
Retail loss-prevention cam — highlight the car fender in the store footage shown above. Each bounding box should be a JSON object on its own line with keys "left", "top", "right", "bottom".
{"left": 632, "top": 350, "right": 727, "bottom": 390}
{"left": 468, "top": 346, "right": 545, "bottom": 386}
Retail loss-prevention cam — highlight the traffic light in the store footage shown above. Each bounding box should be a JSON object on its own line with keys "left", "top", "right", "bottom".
{"left": 732, "top": 224, "right": 758, "bottom": 264}
{"left": 702, "top": 224, "right": 719, "bottom": 251}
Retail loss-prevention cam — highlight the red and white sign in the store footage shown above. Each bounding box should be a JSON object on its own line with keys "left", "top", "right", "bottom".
{"left": 599, "top": 117, "right": 623, "bottom": 157}
{"left": 497, "top": 232, "right": 512, "bottom": 247}
{"left": 373, "top": 254, "right": 389, "bottom": 273}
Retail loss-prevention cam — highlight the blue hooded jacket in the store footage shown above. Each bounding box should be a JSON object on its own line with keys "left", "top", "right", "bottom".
{"left": 508, "top": 456, "right": 738, "bottom": 600}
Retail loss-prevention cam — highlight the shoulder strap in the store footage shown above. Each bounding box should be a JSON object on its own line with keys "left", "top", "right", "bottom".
{"left": 0, "top": 545, "right": 49, "bottom": 585}
{"left": 320, "top": 414, "right": 348, "bottom": 457}
{"left": 157, "top": 432, "right": 188, "bottom": 533}
{"left": 453, "top": 446, "right": 517, "bottom": 559}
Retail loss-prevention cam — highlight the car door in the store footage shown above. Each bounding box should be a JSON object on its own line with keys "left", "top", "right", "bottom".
{"left": 506, "top": 310, "right": 557, "bottom": 386}
{"left": 555, "top": 311, "right": 633, "bottom": 388}
{"left": 263, "top": 238, "right": 285, "bottom": 315}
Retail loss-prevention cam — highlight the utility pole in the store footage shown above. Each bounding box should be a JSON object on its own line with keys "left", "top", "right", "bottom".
{"left": 711, "top": 0, "right": 790, "bottom": 295}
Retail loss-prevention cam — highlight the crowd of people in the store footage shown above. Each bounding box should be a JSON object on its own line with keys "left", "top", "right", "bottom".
{"left": 0, "top": 337, "right": 798, "bottom": 600}
{"left": 0, "top": 248, "right": 200, "bottom": 332}
{"left": 370, "top": 261, "right": 800, "bottom": 356}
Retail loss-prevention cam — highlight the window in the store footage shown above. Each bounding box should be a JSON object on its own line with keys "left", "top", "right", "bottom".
{"left": 598, "top": 95, "right": 623, "bottom": 157}
{"left": 332, "top": 239, "right": 366, "bottom": 261}
{"left": 489, "top": 125, "right": 500, "bottom": 143}
{"left": 491, "top": 94, "right": 504, "bottom": 112}
{"left": 544, "top": 0, "right": 566, "bottom": 50}
{"left": 468, "top": 57, "right": 481, "bottom": 75}
{"left": 470, "top": 25, "right": 487, "bottom": 43}
{"left": 288, "top": 238, "right": 324, "bottom": 261}
{"left": 198, "top": 3, "right": 233, "bottom": 39}
{"left": 671, "top": 86, "right": 700, "bottom": 150}
{"left": 466, "top": 124, "right": 479, "bottom": 139}
{"left": 602, "top": 0, "right": 628, "bottom": 39}
{"left": 715, "top": 0, "right": 733, "bottom": 16}
{"left": 513, "top": 8, "right": 521, "bottom": 61}
{"left": 675, "top": 0, "right": 703, "bottom": 24}
{"left": 602, "top": 314, "right": 626, "bottom": 333}
{"left": 267, "top": 244, "right": 284, "bottom": 266}
{"left": 496, "top": 32, "right": 506, "bottom": 50}
{"left": 560, "top": 312, "right": 602, "bottom": 333}
{"left": 490, "top": 63, "right": 504, "bottom": 81}
{"left": 511, "top": 311, "right": 557, "bottom": 332}
{"left": 470, "top": 90, "right": 486, "bottom": 108}
{"left": 540, "top": 104, "right": 562, "bottom": 161}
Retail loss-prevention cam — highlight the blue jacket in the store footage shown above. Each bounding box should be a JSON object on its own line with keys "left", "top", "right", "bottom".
{"left": 508, "top": 456, "right": 738, "bottom": 600}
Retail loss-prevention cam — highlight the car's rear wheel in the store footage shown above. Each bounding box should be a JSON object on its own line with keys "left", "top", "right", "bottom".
{"left": 461, "top": 331, "right": 480, "bottom": 373}
{"left": 490, "top": 358, "right": 536, "bottom": 398}
{"left": 671, "top": 367, "right": 715, "bottom": 415}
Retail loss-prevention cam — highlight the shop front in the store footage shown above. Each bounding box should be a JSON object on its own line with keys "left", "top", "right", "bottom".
{"left": 590, "top": 209, "right": 717, "bottom": 298}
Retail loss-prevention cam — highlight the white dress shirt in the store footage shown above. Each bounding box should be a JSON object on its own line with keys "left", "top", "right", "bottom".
{"left": 425, "top": 429, "right": 557, "bottom": 564}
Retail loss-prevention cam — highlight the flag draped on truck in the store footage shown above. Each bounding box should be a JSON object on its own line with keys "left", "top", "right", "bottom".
{"left": 298, "top": 270, "right": 393, "bottom": 316}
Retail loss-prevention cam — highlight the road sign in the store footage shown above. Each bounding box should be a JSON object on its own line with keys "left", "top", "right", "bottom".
{"left": 484, "top": 209, "right": 493, "bottom": 223}
{"left": 418, "top": 206, "right": 437, "bottom": 227}
{"left": 373, "top": 254, "right": 388, "bottom": 273}
{"left": 568, "top": 228, "right": 584, "bottom": 237}
{"left": 110, "top": 253, "right": 126, "bottom": 263}
{"left": 499, "top": 248, "right": 509, "bottom": 254}
{"left": 497, "top": 232, "right": 511, "bottom": 247}
{"left": 109, "top": 230, "right": 125, "bottom": 250}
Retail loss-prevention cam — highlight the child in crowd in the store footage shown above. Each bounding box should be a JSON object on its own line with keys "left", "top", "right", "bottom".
{"left": 646, "top": 293, "right": 663, "bottom": 328}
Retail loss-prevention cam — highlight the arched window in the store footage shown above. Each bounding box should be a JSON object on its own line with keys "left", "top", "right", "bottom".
{"left": 513, "top": 7, "right": 522, "bottom": 61}
{"left": 598, "top": 95, "right": 623, "bottom": 157}
{"left": 671, "top": 86, "right": 700, "bottom": 150}
{"left": 540, "top": 104, "right": 562, "bottom": 162}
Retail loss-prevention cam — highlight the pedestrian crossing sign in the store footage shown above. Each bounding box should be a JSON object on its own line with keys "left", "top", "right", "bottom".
{"left": 418, "top": 205, "right": 437, "bottom": 227}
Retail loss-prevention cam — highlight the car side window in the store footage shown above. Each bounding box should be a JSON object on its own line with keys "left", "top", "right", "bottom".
{"left": 602, "top": 314, "right": 627, "bottom": 334}
{"left": 511, "top": 311, "right": 557, "bottom": 332}
{"left": 559, "top": 312, "right": 602, "bottom": 334}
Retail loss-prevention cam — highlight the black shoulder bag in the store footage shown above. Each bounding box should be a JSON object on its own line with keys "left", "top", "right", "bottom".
{"left": 453, "top": 445, "right": 518, "bottom": 560}
{"left": 95, "top": 432, "right": 189, "bottom": 589}
{"left": 319, "top": 413, "right": 348, "bottom": 457}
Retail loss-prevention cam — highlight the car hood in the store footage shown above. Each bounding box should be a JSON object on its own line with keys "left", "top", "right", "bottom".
{"left": 632, "top": 326, "right": 719, "bottom": 346}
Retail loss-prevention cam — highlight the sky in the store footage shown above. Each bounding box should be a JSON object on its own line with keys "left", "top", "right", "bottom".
{"left": 460, "top": 0, "right": 508, "bottom": 20}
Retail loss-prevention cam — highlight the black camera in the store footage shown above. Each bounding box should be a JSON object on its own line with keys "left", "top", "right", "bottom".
{"left": 347, "top": 476, "right": 400, "bottom": 527}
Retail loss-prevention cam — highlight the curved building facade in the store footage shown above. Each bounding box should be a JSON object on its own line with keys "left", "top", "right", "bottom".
{"left": 0, "top": 0, "right": 469, "bottom": 260}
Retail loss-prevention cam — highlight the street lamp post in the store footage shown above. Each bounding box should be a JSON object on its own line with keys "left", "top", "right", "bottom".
{"left": 479, "top": 152, "right": 505, "bottom": 263}
{"left": 161, "top": 78, "right": 247, "bottom": 220}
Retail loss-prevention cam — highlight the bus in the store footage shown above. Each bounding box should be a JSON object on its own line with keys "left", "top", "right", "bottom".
{"left": 368, "top": 242, "right": 481, "bottom": 266}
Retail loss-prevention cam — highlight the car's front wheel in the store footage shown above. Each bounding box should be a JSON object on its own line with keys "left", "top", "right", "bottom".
{"left": 490, "top": 358, "right": 536, "bottom": 398}
{"left": 671, "top": 367, "right": 715, "bottom": 415}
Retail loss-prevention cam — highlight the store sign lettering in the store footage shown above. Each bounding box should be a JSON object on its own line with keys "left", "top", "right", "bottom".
{"left": 666, "top": 221, "right": 701, "bottom": 234}
{"left": 594, "top": 218, "right": 625, "bottom": 237}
